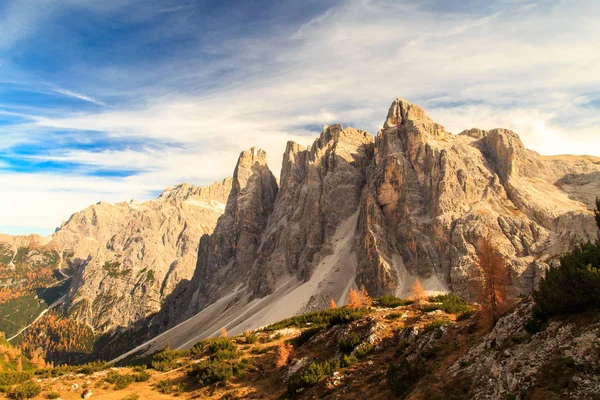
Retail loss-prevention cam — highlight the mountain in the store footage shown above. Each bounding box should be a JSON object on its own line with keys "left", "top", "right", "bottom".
{"left": 0, "top": 179, "right": 231, "bottom": 359}
{"left": 115, "top": 98, "right": 600, "bottom": 362}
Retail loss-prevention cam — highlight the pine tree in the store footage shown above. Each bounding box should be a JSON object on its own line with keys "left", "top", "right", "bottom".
{"left": 346, "top": 288, "right": 362, "bottom": 310}
{"left": 477, "top": 234, "right": 510, "bottom": 323}
{"left": 409, "top": 278, "right": 427, "bottom": 303}
{"left": 220, "top": 327, "right": 228, "bottom": 338}
{"left": 358, "top": 285, "right": 373, "bottom": 308}
{"left": 329, "top": 298, "right": 337, "bottom": 309}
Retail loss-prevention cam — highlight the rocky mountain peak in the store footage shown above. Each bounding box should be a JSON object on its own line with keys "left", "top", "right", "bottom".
{"left": 384, "top": 98, "right": 427, "bottom": 127}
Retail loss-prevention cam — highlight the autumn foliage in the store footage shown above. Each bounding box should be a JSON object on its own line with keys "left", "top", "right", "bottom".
{"left": 346, "top": 289, "right": 362, "bottom": 310}
{"left": 329, "top": 299, "right": 337, "bottom": 309}
{"left": 19, "top": 311, "right": 94, "bottom": 364}
{"left": 220, "top": 327, "right": 228, "bottom": 338}
{"left": 346, "top": 286, "right": 373, "bottom": 309}
{"left": 358, "top": 285, "right": 373, "bottom": 308}
{"left": 409, "top": 278, "right": 427, "bottom": 303}
{"left": 275, "top": 342, "right": 295, "bottom": 368}
{"left": 476, "top": 234, "right": 510, "bottom": 323}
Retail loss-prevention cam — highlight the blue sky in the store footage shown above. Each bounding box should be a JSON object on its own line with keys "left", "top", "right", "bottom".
{"left": 1, "top": 0, "right": 599, "bottom": 235}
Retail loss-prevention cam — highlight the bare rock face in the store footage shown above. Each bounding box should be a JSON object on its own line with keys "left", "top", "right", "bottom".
{"left": 156, "top": 148, "right": 278, "bottom": 328}
{"left": 448, "top": 300, "right": 600, "bottom": 399}
{"left": 356, "top": 99, "right": 600, "bottom": 299}
{"left": 250, "top": 125, "right": 374, "bottom": 298}
{"left": 54, "top": 178, "right": 232, "bottom": 331}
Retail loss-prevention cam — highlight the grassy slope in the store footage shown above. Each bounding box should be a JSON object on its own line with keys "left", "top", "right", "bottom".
{"left": 4, "top": 298, "right": 482, "bottom": 399}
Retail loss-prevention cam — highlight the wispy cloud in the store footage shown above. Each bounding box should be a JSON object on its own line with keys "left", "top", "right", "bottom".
{"left": 0, "top": 0, "right": 599, "bottom": 235}
{"left": 158, "top": 4, "right": 196, "bottom": 13}
{"left": 52, "top": 88, "right": 105, "bottom": 106}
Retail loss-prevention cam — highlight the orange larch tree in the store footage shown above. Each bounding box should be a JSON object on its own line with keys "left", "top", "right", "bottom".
{"left": 329, "top": 298, "right": 337, "bottom": 309}
{"left": 358, "top": 285, "right": 373, "bottom": 308}
{"left": 346, "top": 288, "right": 362, "bottom": 310}
{"left": 477, "top": 234, "right": 510, "bottom": 324}
{"left": 409, "top": 278, "right": 427, "bottom": 304}
{"left": 275, "top": 342, "right": 295, "bottom": 368}
{"left": 220, "top": 327, "right": 228, "bottom": 338}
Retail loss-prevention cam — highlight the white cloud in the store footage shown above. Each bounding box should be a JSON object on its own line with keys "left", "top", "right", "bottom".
{"left": 52, "top": 88, "right": 106, "bottom": 106}
{"left": 2, "top": 0, "right": 600, "bottom": 234}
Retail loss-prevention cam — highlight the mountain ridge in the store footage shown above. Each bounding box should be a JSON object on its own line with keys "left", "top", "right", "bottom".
{"left": 112, "top": 98, "right": 600, "bottom": 362}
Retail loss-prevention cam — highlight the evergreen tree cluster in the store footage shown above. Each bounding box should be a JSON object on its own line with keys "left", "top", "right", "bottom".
{"left": 533, "top": 198, "right": 600, "bottom": 318}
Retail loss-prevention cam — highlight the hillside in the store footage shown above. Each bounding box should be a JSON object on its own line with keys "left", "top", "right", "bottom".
{"left": 0, "top": 293, "right": 597, "bottom": 399}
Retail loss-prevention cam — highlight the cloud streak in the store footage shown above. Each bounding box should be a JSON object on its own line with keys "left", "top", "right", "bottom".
{"left": 0, "top": 0, "right": 599, "bottom": 234}
{"left": 52, "top": 88, "right": 106, "bottom": 106}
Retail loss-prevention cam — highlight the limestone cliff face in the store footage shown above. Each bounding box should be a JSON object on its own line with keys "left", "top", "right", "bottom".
{"left": 357, "top": 99, "right": 600, "bottom": 298}
{"left": 250, "top": 125, "right": 374, "bottom": 298}
{"left": 155, "top": 148, "right": 278, "bottom": 329}
{"left": 53, "top": 178, "right": 232, "bottom": 332}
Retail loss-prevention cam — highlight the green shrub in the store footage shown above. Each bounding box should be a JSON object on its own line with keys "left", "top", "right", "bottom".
{"left": 338, "top": 332, "right": 361, "bottom": 353}
{"left": 151, "top": 345, "right": 187, "bottom": 372}
{"left": 188, "top": 359, "right": 233, "bottom": 387}
{"left": 533, "top": 241, "right": 600, "bottom": 318}
{"left": 423, "top": 320, "right": 452, "bottom": 333}
{"left": 132, "top": 370, "right": 151, "bottom": 382}
{"left": 250, "top": 346, "right": 271, "bottom": 355}
{"left": 426, "top": 294, "right": 470, "bottom": 314}
{"left": 106, "top": 371, "right": 135, "bottom": 390}
{"left": 341, "top": 354, "right": 358, "bottom": 367}
{"left": 287, "top": 360, "right": 340, "bottom": 395}
{"left": 456, "top": 309, "right": 475, "bottom": 321}
{"left": 36, "top": 365, "right": 75, "bottom": 378}
{"left": 386, "top": 312, "right": 403, "bottom": 320}
{"left": 378, "top": 295, "right": 413, "bottom": 308}
{"left": 291, "top": 326, "right": 325, "bottom": 347}
{"left": 157, "top": 379, "right": 187, "bottom": 395}
{"left": 244, "top": 333, "right": 258, "bottom": 344}
{"left": 189, "top": 339, "right": 208, "bottom": 357}
{"left": 207, "top": 338, "right": 236, "bottom": 353}
{"left": 46, "top": 392, "right": 61, "bottom": 399}
{"left": 157, "top": 379, "right": 175, "bottom": 394}
{"left": 0, "top": 371, "right": 34, "bottom": 386}
{"left": 210, "top": 348, "right": 239, "bottom": 361}
{"left": 232, "top": 357, "right": 252, "bottom": 377}
{"left": 78, "top": 361, "right": 108, "bottom": 374}
{"left": 11, "top": 380, "right": 41, "bottom": 399}
{"left": 354, "top": 343, "right": 373, "bottom": 358}
{"left": 263, "top": 308, "right": 372, "bottom": 331}
{"left": 386, "top": 359, "right": 426, "bottom": 398}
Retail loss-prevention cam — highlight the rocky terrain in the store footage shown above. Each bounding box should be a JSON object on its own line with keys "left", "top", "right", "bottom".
{"left": 2, "top": 295, "right": 597, "bottom": 400}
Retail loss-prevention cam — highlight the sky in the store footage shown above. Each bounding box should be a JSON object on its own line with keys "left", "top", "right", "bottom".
{"left": 0, "top": 0, "right": 599, "bottom": 235}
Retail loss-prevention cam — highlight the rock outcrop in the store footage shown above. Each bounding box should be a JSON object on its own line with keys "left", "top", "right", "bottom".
{"left": 43, "top": 178, "right": 231, "bottom": 332}
{"left": 155, "top": 148, "right": 278, "bottom": 329}
{"left": 356, "top": 99, "right": 600, "bottom": 299}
